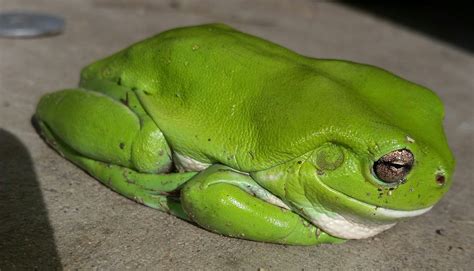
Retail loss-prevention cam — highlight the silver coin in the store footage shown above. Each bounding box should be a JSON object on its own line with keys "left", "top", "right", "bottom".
{"left": 0, "top": 12, "right": 64, "bottom": 38}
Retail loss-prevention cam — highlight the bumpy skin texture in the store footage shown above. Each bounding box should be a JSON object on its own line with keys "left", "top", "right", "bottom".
{"left": 35, "top": 24, "right": 455, "bottom": 244}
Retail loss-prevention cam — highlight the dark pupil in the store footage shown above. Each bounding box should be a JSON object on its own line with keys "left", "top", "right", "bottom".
{"left": 373, "top": 149, "right": 414, "bottom": 183}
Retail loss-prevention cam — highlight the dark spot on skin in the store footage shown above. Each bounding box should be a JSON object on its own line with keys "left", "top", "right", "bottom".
{"left": 435, "top": 229, "right": 445, "bottom": 236}
{"left": 119, "top": 143, "right": 125, "bottom": 149}
{"left": 3, "top": 101, "right": 10, "bottom": 107}
{"left": 448, "top": 246, "right": 453, "bottom": 251}
{"left": 143, "top": 90, "right": 151, "bottom": 95}
{"left": 377, "top": 188, "right": 383, "bottom": 192}
{"left": 122, "top": 171, "right": 135, "bottom": 184}
{"left": 389, "top": 187, "right": 395, "bottom": 191}
{"left": 117, "top": 77, "right": 122, "bottom": 85}
{"left": 208, "top": 138, "right": 211, "bottom": 142}
{"left": 436, "top": 174, "right": 446, "bottom": 186}
{"left": 418, "top": 194, "right": 421, "bottom": 199}
{"left": 399, "top": 178, "right": 408, "bottom": 185}
{"left": 297, "top": 161, "right": 302, "bottom": 164}
{"left": 248, "top": 151, "right": 255, "bottom": 159}
{"left": 366, "top": 192, "right": 371, "bottom": 196}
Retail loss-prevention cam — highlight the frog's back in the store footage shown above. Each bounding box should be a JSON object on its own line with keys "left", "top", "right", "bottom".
{"left": 81, "top": 24, "right": 449, "bottom": 172}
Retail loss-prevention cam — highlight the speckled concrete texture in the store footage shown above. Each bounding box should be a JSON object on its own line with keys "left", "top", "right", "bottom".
{"left": 1, "top": 0, "right": 472, "bottom": 269}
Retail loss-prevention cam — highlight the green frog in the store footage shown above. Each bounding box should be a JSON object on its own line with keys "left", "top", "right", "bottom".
{"left": 35, "top": 24, "right": 455, "bottom": 245}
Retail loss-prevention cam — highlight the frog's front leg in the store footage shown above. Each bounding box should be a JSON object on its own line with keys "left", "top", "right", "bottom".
{"left": 181, "top": 165, "right": 344, "bottom": 245}
{"left": 35, "top": 88, "right": 197, "bottom": 219}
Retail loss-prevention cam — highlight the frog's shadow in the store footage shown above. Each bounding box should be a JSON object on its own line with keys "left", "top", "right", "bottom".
{"left": 0, "top": 128, "right": 61, "bottom": 268}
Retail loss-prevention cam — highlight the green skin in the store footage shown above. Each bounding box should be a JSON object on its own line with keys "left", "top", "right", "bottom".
{"left": 35, "top": 24, "right": 455, "bottom": 245}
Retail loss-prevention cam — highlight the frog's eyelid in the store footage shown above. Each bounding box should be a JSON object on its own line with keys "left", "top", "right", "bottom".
{"left": 390, "top": 161, "right": 408, "bottom": 166}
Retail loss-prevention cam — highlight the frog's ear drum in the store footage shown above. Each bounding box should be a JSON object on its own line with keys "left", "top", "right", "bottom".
{"left": 373, "top": 149, "right": 414, "bottom": 184}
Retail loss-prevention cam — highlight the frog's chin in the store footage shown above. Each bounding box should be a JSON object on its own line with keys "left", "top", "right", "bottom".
{"left": 302, "top": 204, "right": 432, "bottom": 240}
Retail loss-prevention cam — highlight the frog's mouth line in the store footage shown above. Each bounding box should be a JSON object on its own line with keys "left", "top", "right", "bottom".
{"left": 328, "top": 185, "right": 434, "bottom": 219}
{"left": 302, "top": 200, "right": 433, "bottom": 240}
{"left": 372, "top": 204, "right": 432, "bottom": 218}
{"left": 301, "top": 199, "right": 433, "bottom": 239}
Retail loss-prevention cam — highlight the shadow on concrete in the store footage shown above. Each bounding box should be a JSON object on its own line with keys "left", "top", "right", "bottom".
{"left": 0, "top": 129, "right": 61, "bottom": 269}
{"left": 342, "top": 2, "right": 474, "bottom": 53}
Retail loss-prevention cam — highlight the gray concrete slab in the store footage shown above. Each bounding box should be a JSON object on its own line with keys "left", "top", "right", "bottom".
{"left": 1, "top": 0, "right": 473, "bottom": 269}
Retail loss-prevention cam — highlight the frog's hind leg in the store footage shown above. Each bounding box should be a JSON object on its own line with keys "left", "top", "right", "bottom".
{"left": 35, "top": 89, "right": 197, "bottom": 219}
{"left": 180, "top": 165, "right": 345, "bottom": 245}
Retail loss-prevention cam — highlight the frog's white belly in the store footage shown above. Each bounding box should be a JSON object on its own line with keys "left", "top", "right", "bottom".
{"left": 173, "top": 152, "right": 211, "bottom": 172}
{"left": 302, "top": 206, "right": 432, "bottom": 239}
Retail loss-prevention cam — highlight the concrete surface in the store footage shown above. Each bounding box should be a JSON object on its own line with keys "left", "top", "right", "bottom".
{"left": 1, "top": 0, "right": 473, "bottom": 269}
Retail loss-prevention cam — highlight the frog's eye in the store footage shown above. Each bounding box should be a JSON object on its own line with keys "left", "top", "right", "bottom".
{"left": 373, "top": 149, "right": 414, "bottom": 184}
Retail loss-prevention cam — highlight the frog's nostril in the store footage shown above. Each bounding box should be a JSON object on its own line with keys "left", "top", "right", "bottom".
{"left": 436, "top": 174, "right": 446, "bottom": 186}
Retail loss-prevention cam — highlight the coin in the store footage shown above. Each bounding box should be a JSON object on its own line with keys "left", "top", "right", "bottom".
{"left": 0, "top": 12, "right": 65, "bottom": 38}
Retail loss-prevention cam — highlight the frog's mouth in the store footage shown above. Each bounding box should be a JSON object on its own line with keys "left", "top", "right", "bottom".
{"left": 298, "top": 178, "right": 434, "bottom": 240}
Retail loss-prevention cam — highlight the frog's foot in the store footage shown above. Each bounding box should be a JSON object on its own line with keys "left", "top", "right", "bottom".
{"left": 35, "top": 88, "right": 197, "bottom": 219}
{"left": 181, "top": 165, "right": 345, "bottom": 245}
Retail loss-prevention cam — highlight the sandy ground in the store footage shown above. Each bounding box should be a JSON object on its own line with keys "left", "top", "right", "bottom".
{"left": 1, "top": 0, "right": 473, "bottom": 269}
